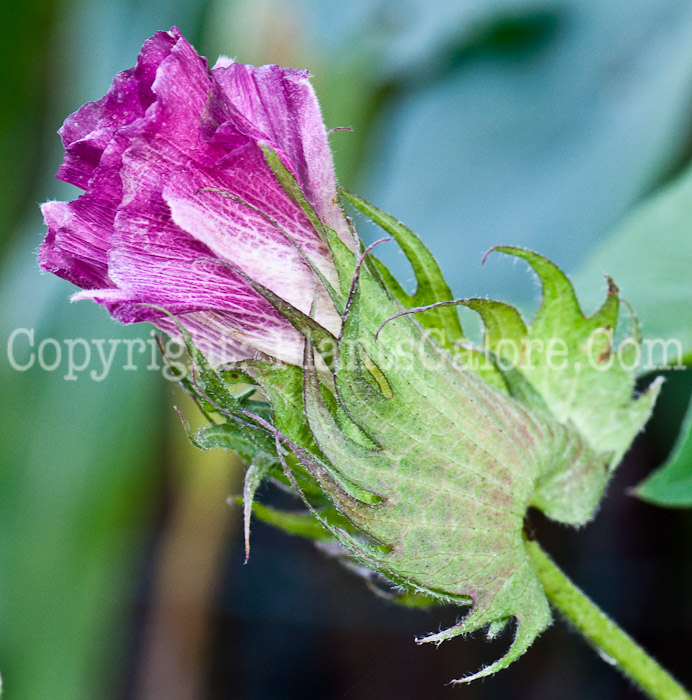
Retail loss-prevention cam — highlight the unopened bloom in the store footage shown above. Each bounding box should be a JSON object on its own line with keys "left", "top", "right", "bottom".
{"left": 40, "top": 28, "right": 661, "bottom": 685}
{"left": 40, "top": 27, "right": 354, "bottom": 365}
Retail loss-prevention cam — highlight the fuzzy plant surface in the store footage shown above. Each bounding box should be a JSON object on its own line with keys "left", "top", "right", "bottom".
{"left": 39, "top": 27, "right": 668, "bottom": 686}
{"left": 173, "top": 188, "right": 659, "bottom": 682}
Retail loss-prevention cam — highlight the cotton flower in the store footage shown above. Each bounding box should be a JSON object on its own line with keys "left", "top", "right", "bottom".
{"left": 40, "top": 27, "right": 354, "bottom": 365}
{"left": 39, "top": 27, "right": 664, "bottom": 687}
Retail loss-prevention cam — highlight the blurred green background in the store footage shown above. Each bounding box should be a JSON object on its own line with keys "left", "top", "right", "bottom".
{"left": 2, "top": 1, "right": 692, "bottom": 699}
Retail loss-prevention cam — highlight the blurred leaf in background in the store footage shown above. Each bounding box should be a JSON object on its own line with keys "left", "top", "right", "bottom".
{"left": 574, "top": 158, "right": 692, "bottom": 367}
{"left": 637, "top": 395, "right": 692, "bottom": 507}
{"left": 0, "top": 0, "right": 58, "bottom": 250}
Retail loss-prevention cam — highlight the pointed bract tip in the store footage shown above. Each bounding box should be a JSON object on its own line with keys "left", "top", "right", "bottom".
{"left": 604, "top": 274, "right": 619, "bottom": 295}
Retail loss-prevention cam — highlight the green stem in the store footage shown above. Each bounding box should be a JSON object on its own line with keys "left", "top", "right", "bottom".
{"left": 525, "top": 539, "right": 691, "bottom": 700}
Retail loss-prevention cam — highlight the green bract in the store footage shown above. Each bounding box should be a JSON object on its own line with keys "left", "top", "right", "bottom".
{"left": 175, "top": 158, "right": 660, "bottom": 682}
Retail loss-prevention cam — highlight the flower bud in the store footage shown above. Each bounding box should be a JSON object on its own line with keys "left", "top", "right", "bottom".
{"left": 40, "top": 28, "right": 660, "bottom": 684}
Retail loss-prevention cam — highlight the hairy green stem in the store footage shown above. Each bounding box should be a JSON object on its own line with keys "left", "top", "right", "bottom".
{"left": 526, "top": 539, "right": 691, "bottom": 700}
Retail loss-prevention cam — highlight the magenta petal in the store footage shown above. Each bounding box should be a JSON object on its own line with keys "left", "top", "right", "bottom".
{"left": 40, "top": 128, "right": 137, "bottom": 289}
{"left": 163, "top": 166, "right": 337, "bottom": 297}
{"left": 213, "top": 60, "right": 354, "bottom": 247}
{"left": 163, "top": 170, "right": 342, "bottom": 336}
{"left": 57, "top": 29, "right": 179, "bottom": 190}
{"left": 106, "top": 176, "right": 314, "bottom": 363}
{"left": 40, "top": 200, "right": 111, "bottom": 289}
{"left": 136, "top": 29, "right": 222, "bottom": 155}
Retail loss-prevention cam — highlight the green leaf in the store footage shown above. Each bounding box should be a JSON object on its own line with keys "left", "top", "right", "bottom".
{"left": 227, "top": 360, "right": 332, "bottom": 500}
{"left": 301, "top": 240, "right": 664, "bottom": 679}
{"left": 573, "top": 160, "right": 692, "bottom": 369}
{"left": 242, "top": 452, "right": 277, "bottom": 560}
{"left": 244, "top": 495, "right": 363, "bottom": 549}
{"left": 261, "top": 143, "right": 328, "bottom": 244}
{"left": 460, "top": 298, "right": 528, "bottom": 352}
{"left": 192, "top": 421, "right": 274, "bottom": 463}
{"left": 233, "top": 361, "right": 319, "bottom": 452}
{"left": 249, "top": 501, "right": 336, "bottom": 541}
{"left": 341, "top": 191, "right": 508, "bottom": 389}
{"left": 323, "top": 225, "right": 359, "bottom": 304}
{"left": 340, "top": 189, "right": 464, "bottom": 345}
{"left": 635, "top": 396, "right": 692, "bottom": 506}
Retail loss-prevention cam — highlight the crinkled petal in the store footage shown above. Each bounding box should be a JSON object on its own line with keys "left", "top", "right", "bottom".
{"left": 39, "top": 129, "right": 135, "bottom": 288}
{"left": 114, "top": 37, "right": 341, "bottom": 331}
{"left": 92, "top": 175, "right": 309, "bottom": 363}
{"left": 108, "top": 191, "right": 263, "bottom": 316}
{"left": 212, "top": 59, "right": 354, "bottom": 247}
{"left": 57, "top": 29, "right": 178, "bottom": 189}
{"left": 124, "top": 29, "right": 223, "bottom": 157}
{"left": 121, "top": 41, "right": 336, "bottom": 278}
{"left": 40, "top": 200, "right": 111, "bottom": 289}
{"left": 163, "top": 166, "right": 341, "bottom": 334}
{"left": 41, "top": 28, "right": 185, "bottom": 287}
